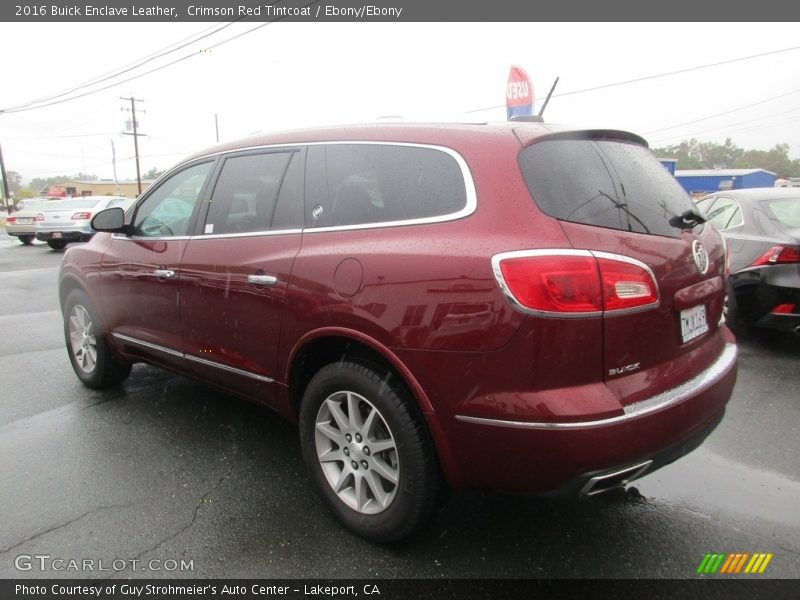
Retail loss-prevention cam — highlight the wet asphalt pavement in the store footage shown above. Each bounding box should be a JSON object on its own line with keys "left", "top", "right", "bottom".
{"left": 0, "top": 232, "right": 798, "bottom": 580}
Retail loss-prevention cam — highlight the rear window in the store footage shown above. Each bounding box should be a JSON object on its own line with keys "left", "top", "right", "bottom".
{"left": 49, "top": 198, "right": 102, "bottom": 210}
{"left": 519, "top": 138, "right": 695, "bottom": 238}
{"left": 762, "top": 197, "right": 800, "bottom": 229}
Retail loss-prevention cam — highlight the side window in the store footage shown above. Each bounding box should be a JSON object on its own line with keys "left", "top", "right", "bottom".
{"left": 204, "top": 151, "right": 300, "bottom": 235}
{"left": 704, "top": 196, "right": 743, "bottom": 231}
{"left": 306, "top": 144, "right": 467, "bottom": 228}
{"left": 133, "top": 162, "right": 213, "bottom": 237}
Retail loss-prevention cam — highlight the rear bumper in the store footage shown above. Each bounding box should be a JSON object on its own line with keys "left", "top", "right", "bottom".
{"left": 447, "top": 342, "right": 737, "bottom": 493}
{"left": 36, "top": 228, "right": 94, "bottom": 243}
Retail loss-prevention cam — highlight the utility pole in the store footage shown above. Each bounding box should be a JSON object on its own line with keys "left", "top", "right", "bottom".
{"left": 0, "top": 143, "right": 11, "bottom": 213}
{"left": 214, "top": 113, "right": 219, "bottom": 143}
{"left": 120, "top": 96, "right": 146, "bottom": 195}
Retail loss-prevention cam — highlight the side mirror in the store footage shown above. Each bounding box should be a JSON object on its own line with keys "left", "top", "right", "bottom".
{"left": 91, "top": 207, "right": 129, "bottom": 233}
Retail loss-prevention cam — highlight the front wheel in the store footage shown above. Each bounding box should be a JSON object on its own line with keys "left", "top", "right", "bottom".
{"left": 63, "top": 289, "right": 132, "bottom": 388}
{"left": 299, "top": 361, "right": 444, "bottom": 543}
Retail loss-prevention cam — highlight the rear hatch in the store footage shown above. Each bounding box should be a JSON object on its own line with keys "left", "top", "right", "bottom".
{"left": 517, "top": 131, "right": 727, "bottom": 405}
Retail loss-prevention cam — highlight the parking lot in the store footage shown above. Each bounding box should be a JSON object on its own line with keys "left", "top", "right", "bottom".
{"left": 0, "top": 232, "right": 798, "bottom": 579}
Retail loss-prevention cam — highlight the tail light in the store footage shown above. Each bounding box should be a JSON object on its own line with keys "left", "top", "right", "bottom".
{"left": 71, "top": 212, "right": 92, "bottom": 220}
{"left": 492, "top": 250, "right": 658, "bottom": 317}
{"left": 35, "top": 213, "right": 44, "bottom": 221}
{"left": 751, "top": 245, "right": 800, "bottom": 266}
{"left": 6, "top": 217, "right": 16, "bottom": 224}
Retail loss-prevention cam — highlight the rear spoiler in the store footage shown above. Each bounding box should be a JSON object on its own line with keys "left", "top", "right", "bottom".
{"left": 513, "top": 127, "right": 649, "bottom": 149}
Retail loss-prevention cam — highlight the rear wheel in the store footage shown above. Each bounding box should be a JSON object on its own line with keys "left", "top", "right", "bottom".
{"left": 47, "top": 239, "right": 67, "bottom": 250}
{"left": 18, "top": 235, "right": 35, "bottom": 245}
{"left": 63, "top": 289, "right": 132, "bottom": 388}
{"left": 299, "top": 361, "right": 444, "bottom": 543}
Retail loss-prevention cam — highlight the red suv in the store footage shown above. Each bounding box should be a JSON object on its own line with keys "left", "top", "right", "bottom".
{"left": 59, "top": 123, "right": 737, "bottom": 542}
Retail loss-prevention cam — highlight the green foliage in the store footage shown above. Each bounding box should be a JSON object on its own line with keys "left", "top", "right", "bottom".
{"left": 143, "top": 167, "right": 165, "bottom": 180}
{"left": 653, "top": 138, "right": 800, "bottom": 177}
{"left": 29, "top": 172, "right": 99, "bottom": 191}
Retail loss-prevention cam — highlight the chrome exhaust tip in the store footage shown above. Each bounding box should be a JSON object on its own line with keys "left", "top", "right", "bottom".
{"left": 579, "top": 460, "right": 653, "bottom": 497}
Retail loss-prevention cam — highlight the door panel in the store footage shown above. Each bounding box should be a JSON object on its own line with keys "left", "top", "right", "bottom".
{"left": 98, "top": 160, "right": 215, "bottom": 370}
{"left": 178, "top": 149, "right": 304, "bottom": 402}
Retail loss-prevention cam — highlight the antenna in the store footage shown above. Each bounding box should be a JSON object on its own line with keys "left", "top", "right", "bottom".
{"left": 537, "top": 77, "right": 560, "bottom": 119}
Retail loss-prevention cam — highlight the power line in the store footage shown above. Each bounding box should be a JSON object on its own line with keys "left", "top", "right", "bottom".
{"left": 0, "top": 0, "right": 315, "bottom": 115}
{"left": 642, "top": 88, "right": 800, "bottom": 135}
{"left": 648, "top": 106, "right": 800, "bottom": 144}
{"left": 1, "top": 22, "right": 237, "bottom": 113}
{"left": 464, "top": 44, "right": 800, "bottom": 114}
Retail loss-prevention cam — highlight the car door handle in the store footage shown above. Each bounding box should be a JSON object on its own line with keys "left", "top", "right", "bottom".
{"left": 153, "top": 269, "right": 176, "bottom": 279}
{"left": 247, "top": 274, "right": 278, "bottom": 286}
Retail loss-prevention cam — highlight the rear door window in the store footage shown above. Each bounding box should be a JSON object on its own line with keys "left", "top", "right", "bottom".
{"left": 519, "top": 138, "right": 696, "bottom": 238}
{"left": 701, "top": 196, "right": 743, "bottom": 230}
{"left": 204, "top": 150, "right": 302, "bottom": 235}
{"left": 305, "top": 143, "right": 467, "bottom": 228}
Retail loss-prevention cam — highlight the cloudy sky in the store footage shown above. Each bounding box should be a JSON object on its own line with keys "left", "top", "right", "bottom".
{"left": 1, "top": 21, "right": 798, "bottom": 183}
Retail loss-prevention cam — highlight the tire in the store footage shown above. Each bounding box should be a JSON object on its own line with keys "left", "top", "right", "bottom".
{"left": 18, "top": 235, "right": 35, "bottom": 245}
{"left": 63, "top": 289, "right": 132, "bottom": 389}
{"left": 299, "top": 361, "right": 444, "bottom": 543}
{"left": 723, "top": 283, "right": 748, "bottom": 336}
{"left": 47, "top": 239, "right": 67, "bottom": 250}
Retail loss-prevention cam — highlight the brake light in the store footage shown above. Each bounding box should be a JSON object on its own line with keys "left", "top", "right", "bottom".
{"left": 6, "top": 217, "right": 16, "bottom": 223}
{"left": 493, "top": 250, "right": 658, "bottom": 316}
{"left": 751, "top": 245, "right": 800, "bottom": 266}
{"left": 597, "top": 257, "right": 659, "bottom": 311}
{"left": 35, "top": 213, "right": 44, "bottom": 221}
{"left": 771, "top": 303, "right": 796, "bottom": 315}
{"left": 71, "top": 212, "right": 92, "bottom": 220}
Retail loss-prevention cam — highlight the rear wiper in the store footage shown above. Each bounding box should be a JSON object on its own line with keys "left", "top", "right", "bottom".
{"left": 670, "top": 208, "right": 707, "bottom": 230}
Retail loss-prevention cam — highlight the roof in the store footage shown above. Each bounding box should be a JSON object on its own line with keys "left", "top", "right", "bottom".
{"left": 675, "top": 168, "right": 776, "bottom": 177}
{"left": 701, "top": 187, "right": 800, "bottom": 201}
{"left": 182, "top": 122, "right": 647, "bottom": 164}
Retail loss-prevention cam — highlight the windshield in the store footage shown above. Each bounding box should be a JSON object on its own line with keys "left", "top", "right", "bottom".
{"left": 519, "top": 138, "right": 696, "bottom": 238}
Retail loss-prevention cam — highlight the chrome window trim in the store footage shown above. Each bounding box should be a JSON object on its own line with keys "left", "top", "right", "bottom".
{"left": 111, "top": 234, "right": 191, "bottom": 241}
{"left": 455, "top": 342, "right": 737, "bottom": 431}
{"left": 491, "top": 248, "right": 660, "bottom": 319}
{"left": 156, "top": 141, "right": 476, "bottom": 235}
{"left": 112, "top": 333, "right": 274, "bottom": 384}
{"left": 193, "top": 228, "right": 303, "bottom": 240}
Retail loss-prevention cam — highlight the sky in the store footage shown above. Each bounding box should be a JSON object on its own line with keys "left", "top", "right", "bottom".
{"left": 1, "top": 21, "right": 799, "bottom": 184}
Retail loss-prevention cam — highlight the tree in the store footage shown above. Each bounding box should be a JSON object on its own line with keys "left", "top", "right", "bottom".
{"left": 143, "top": 167, "right": 164, "bottom": 180}
{"left": 4, "top": 170, "right": 23, "bottom": 194}
{"left": 652, "top": 138, "right": 800, "bottom": 176}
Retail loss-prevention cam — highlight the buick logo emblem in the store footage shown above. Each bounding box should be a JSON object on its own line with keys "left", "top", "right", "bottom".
{"left": 692, "top": 240, "right": 709, "bottom": 274}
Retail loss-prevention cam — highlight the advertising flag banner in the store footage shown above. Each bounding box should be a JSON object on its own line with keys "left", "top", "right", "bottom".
{"left": 506, "top": 65, "right": 534, "bottom": 120}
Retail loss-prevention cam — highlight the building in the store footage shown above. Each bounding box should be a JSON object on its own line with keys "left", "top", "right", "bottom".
{"left": 42, "top": 179, "right": 154, "bottom": 199}
{"left": 659, "top": 158, "right": 677, "bottom": 176}
{"left": 674, "top": 169, "right": 776, "bottom": 197}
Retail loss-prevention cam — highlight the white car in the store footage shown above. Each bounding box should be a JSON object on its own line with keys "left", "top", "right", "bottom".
{"left": 36, "top": 196, "right": 133, "bottom": 250}
{"left": 4, "top": 198, "right": 56, "bottom": 245}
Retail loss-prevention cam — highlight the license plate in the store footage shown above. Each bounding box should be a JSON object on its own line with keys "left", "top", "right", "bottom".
{"left": 680, "top": 305, "right": 709, "bottom": 343}
{"left": 17, "top": 217, "right": 31, "bottom": 224}
{"left": 51, "top": 232, "right": 62, "bottom": 239}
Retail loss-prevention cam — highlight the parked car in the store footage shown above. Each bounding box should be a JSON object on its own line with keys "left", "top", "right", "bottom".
{"left": 5, "top": 198, "right": 50, "bottom": 244}
{"left": 36, "top": 195, "right": 133, "bottom": 250}
{"left": 696, "top": 188, "right": 800, "bottom": 333}
{"left": 59, "top": 123, "right": 737, "bottom": 542}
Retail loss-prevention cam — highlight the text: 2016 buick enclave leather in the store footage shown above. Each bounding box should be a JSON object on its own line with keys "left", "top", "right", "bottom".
{"left": 59, "top": 123, "right": 737, "bottom": 542}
